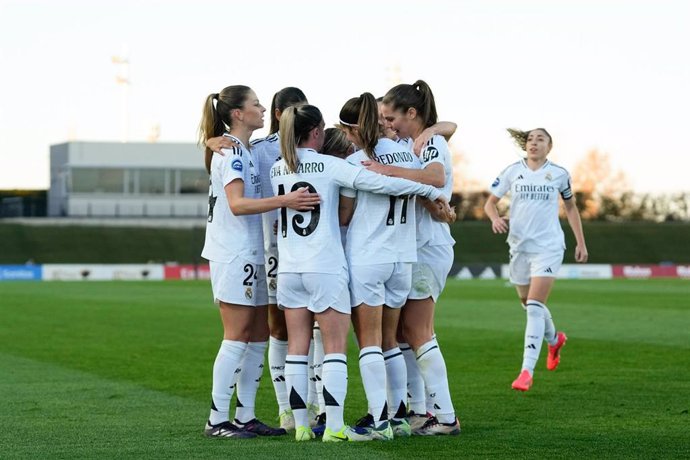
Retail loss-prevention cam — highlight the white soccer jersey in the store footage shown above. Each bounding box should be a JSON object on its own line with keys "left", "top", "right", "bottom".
{"left": 490, "top": 159, "right": 573, "bottom": 253}
{"left": 201, "top": 134, "right": 264, "bottom": 264}
{"left": 270, "top": 148, "right": 442, "bottom": 275}
{"left": 342, "top": 138, "right": 421, "bottom": 265}
{"left": 251, "top": 133, "right": 281, "bottom": 259}
{"left": 415, "top": 135, "right": 455, "bottom": 248}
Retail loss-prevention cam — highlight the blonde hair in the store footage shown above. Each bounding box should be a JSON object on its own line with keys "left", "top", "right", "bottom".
{"left": 279, "top": 105, "right": 324, "bottom": 173}
{"left": 322, "top": 128, "right": 351, "bottom": 159}
{"left": 198, "top": 85, "right": 251, "bottom": 173}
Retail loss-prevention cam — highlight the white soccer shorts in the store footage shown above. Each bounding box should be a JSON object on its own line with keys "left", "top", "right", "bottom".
{"left": 210, "top": 258, "right": 268, "bottom": 307}
{"left": 277, "top": 268, "right": 351, "bottom": 314}
{"left": 509, "top": 250, "right": 564, "bottom": 285}
{"left": 350, "top": 262, "right": 412, "bottom": 309}
{"left": 409, "top": 244, "right": 454, "bottom": 302}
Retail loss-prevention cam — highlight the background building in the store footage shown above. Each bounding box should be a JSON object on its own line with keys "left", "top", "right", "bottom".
{"left": 48, "top": 142, "right": 208, "bottom": 217}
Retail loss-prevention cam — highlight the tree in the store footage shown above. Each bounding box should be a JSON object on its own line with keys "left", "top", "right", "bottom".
{"left": 571, "top": 149, "right": 630, "bottom": 219}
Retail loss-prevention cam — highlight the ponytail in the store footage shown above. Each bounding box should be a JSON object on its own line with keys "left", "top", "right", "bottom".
{"left": 197, "top": 85, "right": 251, "bottom": 173}
{"left": 279, "top": 107, "right": 299, "bottom": 173}
{"left": 338, "top": 92, "right": 381, "bottom": 160}
{"left": 270, "top": 87, "right": 308, "bottom": 134}
{"left": 279, "top": 104, "right": 324, "bottom": 173}
{"left": 383, "top": 79, "right": 438, "bottom": 128}
{"left": 413, "top": 80, "right": 438, "bottom": 127}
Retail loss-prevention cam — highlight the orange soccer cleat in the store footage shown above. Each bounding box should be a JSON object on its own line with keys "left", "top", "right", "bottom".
{"left": 547, "top": 332, "right": 567, "bottom": 371}
{"left": 511, "top": 370, "right": 533, "bottom": 391}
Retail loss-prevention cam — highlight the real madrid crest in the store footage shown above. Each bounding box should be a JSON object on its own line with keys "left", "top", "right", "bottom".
{"left": 545, "top": 173, "right": 552, "bottom": 181}
{"left": 269, "top": 278, "right": 277, "bottom": 291}
{"left": 245, "top": 287, "right": 253, "bottom": 300}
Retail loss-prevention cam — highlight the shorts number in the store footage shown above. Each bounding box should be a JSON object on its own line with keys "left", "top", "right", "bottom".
{"left": 386, "top": 195, "right": 410, "bottom": 226}
{"left": 267, "top": 256, "right": 278, "bottom": 278}
{"left": 277, "top": 182, "right": 320, "bottom": 237}
{"left": 243, "top": 264, "right": 257, "bottom": 286}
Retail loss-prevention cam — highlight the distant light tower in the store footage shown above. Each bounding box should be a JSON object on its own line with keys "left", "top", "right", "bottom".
{"left": 112, "top": 47, "right": 130, "bottom": 143}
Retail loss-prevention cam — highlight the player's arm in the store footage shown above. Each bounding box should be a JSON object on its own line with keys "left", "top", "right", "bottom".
{"left": 338, "top": 195, "right": 355, "bottom": 226}
{"left": 562, "top": 197, "right": 588, "bottom": 263}
{"left": 413, "top": 121, "right": 457, "bottom": 154}
{"left": 361, "top": 161, "right": 445, "bottom": 188}
{"left": 225, "top": 180, "right": 320, "bottom": 215}
{"left": 484, "top": 194, "right": 508, "bottom": 234}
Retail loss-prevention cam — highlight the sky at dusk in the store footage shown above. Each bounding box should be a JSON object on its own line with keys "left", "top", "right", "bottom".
{"left": 1, "top": 0, "right": 688, "bottom": 192}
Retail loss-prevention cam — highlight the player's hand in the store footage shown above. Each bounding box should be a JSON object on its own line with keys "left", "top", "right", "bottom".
{"left": 491, "top": 216, "right": 509, "bottom": 234}
{"left": 361, "top": 160, "right": 391, "bottom": 176}
{"left": 434, "top": 198, "right": 457, "bottom": 223}
{"left": 575, "top": 244, "right": 588, "bottom": 263}
{"left": 206, "top": 136, "right": 238, "bottom": 154}
{"left": 413, "top": 129, "right": 434, "bottom": 155}
{"left": 283, "top": 187, "right": 320, "bottom": 211}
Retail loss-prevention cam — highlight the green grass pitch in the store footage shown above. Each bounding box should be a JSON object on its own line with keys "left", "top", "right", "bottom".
{"left": 1, "top": 279, "right": 688, "bottom": 458}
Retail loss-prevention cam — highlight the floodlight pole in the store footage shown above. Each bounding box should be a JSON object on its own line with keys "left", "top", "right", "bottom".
{"left": 112, "top": 49, "right": 130, "bottom": 143}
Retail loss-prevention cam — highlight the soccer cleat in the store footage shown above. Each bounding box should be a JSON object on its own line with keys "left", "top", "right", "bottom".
{"left": 355, "top": 413, "right": 375, "bottom": 429}
{"left": 390, "top": 419, "right": 411, "bottom": 437}
{"left": 322, "top": 425, "right": 374, "bottom": 442}
{"left": 234, "top": 418, "right": 286, "bottom": 436}
{"left": 204, "top": 421, "right": 257, "bottom": 439}
{"left": 294, "top": 425, "right": 315, "bottom": 442}
{"left": 511, "top": 370, "right": 533, "bottom": 391}
{"left": 415, "top": 416, "right": 461, "bottom": 436}
{"left": 278, "top": 409, "right": 295, "bottom": 431}
{"left": 547, "top": 331, "right": 567, "bottom": 371}
{"left": 371, "top": 421, "right": 394, "bottom": 441}
{"left": 408, "top": 410, "right": 432, "bottom": 432}
{"left": 312, "top": 412, "right": 326, "bottom": 436}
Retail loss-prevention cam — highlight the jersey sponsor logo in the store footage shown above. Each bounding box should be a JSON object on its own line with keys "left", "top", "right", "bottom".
{"left": 421, "top": 146, "right": 439, "bottom": 163}
{"left": 491, "top": 177, "right": 500, "bottom": 187}
{"left": 517, "top": 174, "right": 524, "bottom": 180}
{"left": 231, "top": 159, "right": 243, "bottom": 171}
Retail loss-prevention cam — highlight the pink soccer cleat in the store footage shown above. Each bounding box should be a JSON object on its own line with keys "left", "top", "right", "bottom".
{"left": 547, "top": 332, "right": 567, "bottom": 371}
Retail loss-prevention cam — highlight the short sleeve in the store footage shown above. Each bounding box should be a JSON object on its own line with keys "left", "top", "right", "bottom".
{"left": 490, "top": 166, "right": 512, "bottom": 198}
{"left": 559, "top": 171, "right": 573, "bottom": 200}
{"left": 220, "top": 147, "right": 246, "bottom": 187}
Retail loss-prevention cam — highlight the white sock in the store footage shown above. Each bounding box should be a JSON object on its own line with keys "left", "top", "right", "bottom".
{"left": 285, "top": 354, "right": 309, "bottom": 428}
{"left": 383, "top": 347, "right": 407, "bottom": 421}
{"left": 234, "top": 341, "right": 267, "bottom": 423}
{"left": 426, "top": 334, "right": 439, "bottom": 416}
{"left": 322, "top": 353, "right": 348, "bottom": 432}
{"left": 359, "top": 346, "right": 388, "bottom": 425}
{"left": 209, "top": 340, "right": 247, "bottom": 426}
{"left": 522, "top": 301, "right": 546, "bottom": 373}
{"left": 543, "top": 304, "right": 558, "bottom": 346}
{"left": 416, "top": 339, "right": 456, "bottom": 424}
{"left": 312, "top": 324, "right": 325, "bottom": 415}
{"left": 400, "top": 342, "right": 425, "bottom": 415}
{"left": 268, "top": 337, "right": 289, "bottom": 413}
{"left": 307, "top": 339, "right": 317, "bottom": 411}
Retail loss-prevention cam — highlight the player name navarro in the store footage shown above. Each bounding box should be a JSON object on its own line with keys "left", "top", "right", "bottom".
{"left": 271, "top": 162, "right": 326, "bottom": 177}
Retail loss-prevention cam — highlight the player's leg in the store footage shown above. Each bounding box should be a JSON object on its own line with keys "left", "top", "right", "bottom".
{"left": 311, "top": 321, "right": 326, "bottom": 434}
{"left": 267, "top": 304, "right": 293, "bottom": 429}
{"left": 284, "top": 306, "right": 314, "bottom": 439}
{"left": 403, "top": 248, "right": 460, "bottom": 435}
{"left": 382, "top": 262, "right": 411, "bottom": 437}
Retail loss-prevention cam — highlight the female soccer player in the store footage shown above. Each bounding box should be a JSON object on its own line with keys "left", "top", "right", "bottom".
{"left": 338, "top": 92, "right": 427, "bottom": 439}
{"left": 367, "top": 80, "right": 460, "bottom": 435}
{"left": 272, "top": 104, "right": 448, "bottom": 442}
{"left": 198, "top": 85, "right": 319, "bottom": 438}
{"left": 207, "top": 87, "right": 319, "bottom": 430}
{"left": 484, "top": 127, "right": 588, "bottom": 392}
